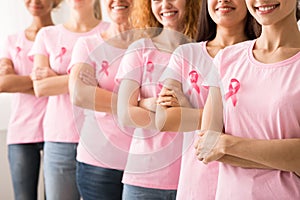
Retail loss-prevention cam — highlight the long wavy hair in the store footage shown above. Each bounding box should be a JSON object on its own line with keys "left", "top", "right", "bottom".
{"left": 197, "top": 0, "right": 261, "bottom": 42}
{"left": 131, "top": 0, "right": 201, "bottom": 40}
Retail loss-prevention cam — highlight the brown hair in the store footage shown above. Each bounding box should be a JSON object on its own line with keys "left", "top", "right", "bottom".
{"left": 93, "top": 0, "right": 102, "bottom": 20}
{"left": 131, "top": 0, "right": 201, "bottom": 40}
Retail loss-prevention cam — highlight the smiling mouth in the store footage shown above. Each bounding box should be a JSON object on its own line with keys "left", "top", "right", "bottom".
{"left": 255, "top": 4, "right": 279, "bottom": 12}
{"left": 112, "top": 5, "right": 129, "bottom": 10}
{"left": 161, "top": 11, "right": 177, "bottom": 17}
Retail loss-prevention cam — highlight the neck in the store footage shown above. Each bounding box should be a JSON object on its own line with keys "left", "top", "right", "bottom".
{"left": 65, "top": 9, "right": 99, "bottom": 32}
{"left": 257, "top": 14, "right": 300, "bottom": 50}
{"left": 153, "top": 29, "right": 189, "bottom": 52}
{"left": 211, "top": 25, "right": 248, "bottom": 48}
{"left": 26, "top": 14, "right": 54, "bottom": 41}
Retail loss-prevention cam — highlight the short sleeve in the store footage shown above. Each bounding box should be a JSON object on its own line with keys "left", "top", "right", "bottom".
{"left": 159, "top": 46, "right": 184, "bottom": 84}
{"left": 67, "top": 37, "right": 93, "bottom": 74}
{"left": 29, "top": 28, "right": 49, "bottom": 57}
{"left": 203, "top": 50, "right": 223, "bottom": 88}
{"left": 115, "top": 40, "right": 144, "bottom": 85}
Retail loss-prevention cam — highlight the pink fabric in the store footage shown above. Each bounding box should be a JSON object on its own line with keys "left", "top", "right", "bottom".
{"left": 29, "top": 22, "right": 109, "bottom": 143}
{"left": 0, "top": 31, "right": 48, "bottom": 144}
{"left": 213, "top": 40, "right": 300, "bottom": 200}
{"left": 116, "top": 38, "right": 183, "bottom": 190}
{"left": 160, "top": 42, "right": 219, "bottom": 200}
{"left": 68, "top": 34, "right": 133, "bottom": 170}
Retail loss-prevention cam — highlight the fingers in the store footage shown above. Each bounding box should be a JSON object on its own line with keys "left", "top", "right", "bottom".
{"left": 79, "top": 70, "right": 97, "bottom": 86}
{"left": 156, "top": 96, "right": 179, "bottom": 107}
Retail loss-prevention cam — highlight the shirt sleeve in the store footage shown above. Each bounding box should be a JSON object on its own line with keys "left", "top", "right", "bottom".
{"left": 115, "top": 40, "right": 144, "bottom": 85}
{"left": 67, "top": 37, "right": 94, "bottom": 74}
{"left": 28, "top": 28, "right": 49, "bottom": 57}
{"left": 203, "top": 50, "right": 222, "bottom": 88}
{"left": 159, "top": 45, "right": 184, "bottom": 84}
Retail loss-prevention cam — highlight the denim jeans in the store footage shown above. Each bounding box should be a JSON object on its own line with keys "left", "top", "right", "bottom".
{"left": 122, "top": 184, "right": 177, "bottom": 200}
{"left": 76, "top": 162, "right": 124, "bottom": 200}
{"left": 8, "top": 143, "right": 44, "bottom": 200}
{"left": 43, "top": 142, "right": 80, "bottom": 200}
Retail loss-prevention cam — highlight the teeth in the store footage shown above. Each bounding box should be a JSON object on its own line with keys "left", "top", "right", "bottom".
{"left": 162, "top": 12, "right": 176, "bottom": 17}
{"left": 218, "top": 7, "right": 232, "bottom": 11}
{"left": 258, "top": 5, "right": 276, "bottom": 11}
{"left": 113, "top": 6, "right": 127, "bottom": 10}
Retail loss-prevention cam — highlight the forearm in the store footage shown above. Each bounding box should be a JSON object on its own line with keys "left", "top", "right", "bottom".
{"left": 71, "top": 84, "right": 116, "bottom": 114}
{"left": 219, "top": 155, "right": 271, "bottom": 169}
{"left": 125, "top": 106, "right": 156, "bottom": 130}
{"left": 156, "top": 105, "right": 202, "bottom": 132}
{"left": 0, "top": 75, "right": 33, "bottom": 93}
{"left": 224, "top": 136, "right": 300, "bottom": 174}
{"left": 33, "top": 75, "right": 69, "bottom": 97}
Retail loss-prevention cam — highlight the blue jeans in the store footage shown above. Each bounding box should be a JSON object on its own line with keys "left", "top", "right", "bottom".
{"left": 44, "top": 142, "right": 80, "bottom": 200}
{"left": 76, "top": 162, "right": 124, "bottom": 200}
{"left": 122, "top": 184, "right": 177, "bottom": 200}
{"left": 8, "top": 143, "right": 44, "bottom": 200}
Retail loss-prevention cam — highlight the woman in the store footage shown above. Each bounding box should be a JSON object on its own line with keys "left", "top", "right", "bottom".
{"left": 195, "top": 0, "right": 300, "bottom": 199}
{"left": 116, "top": 0, "right": 200, "bottom": 199}
{"left": 29, "top": 0, "right": 108, "bottom": 199}
{"left": 155, "top": 0, "right": 259, "bottom": 199}
{"left": 0, "top": 0, "right": 62, "bottom": 199}
{"left": 68, "top": 0, "right": 137, "bottom": 199}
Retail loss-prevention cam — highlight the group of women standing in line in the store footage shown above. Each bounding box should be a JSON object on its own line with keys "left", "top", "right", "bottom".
{"left": 0, "top": 0, "right": 299, "bottom": 200}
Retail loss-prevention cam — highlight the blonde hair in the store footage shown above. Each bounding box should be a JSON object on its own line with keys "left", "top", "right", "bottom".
{"left": 131, "top": 0, "right": 201, "bottom": 40}
{"left": 93, "top": 0, "right": 102, "bottom": 20}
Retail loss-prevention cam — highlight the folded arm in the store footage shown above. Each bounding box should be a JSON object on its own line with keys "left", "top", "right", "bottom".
{"left": 117, "top": 79, "right": 156, "bottom": 130}
{"left": 69, "top": 63, "right": 116, "bottom": 114}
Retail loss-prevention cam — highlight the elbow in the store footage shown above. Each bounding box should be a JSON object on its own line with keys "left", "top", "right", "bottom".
{"left": 70, "top": 90, "right": 85, "bottom": 108}
{"left": 117, "top": 105, "right": 133, "bottom": 127}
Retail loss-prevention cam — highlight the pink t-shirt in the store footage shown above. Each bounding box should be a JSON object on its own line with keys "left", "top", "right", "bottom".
{"left": 0, "top": 31, "right": 48, "bottom": 144}
{"left": 68, "top": 34, "right": 133, "bottom": 170}
{"left": 116, "top": 38, "right": 183, "bottom": 190}
{"left": 160, "top": 42, "right": 218, "bottom": 199}
{"left": 213, "top": 40, "right": 300, "bottom": 200}
{"left": 29, "top": 22, "right": 108, "bottom": 143}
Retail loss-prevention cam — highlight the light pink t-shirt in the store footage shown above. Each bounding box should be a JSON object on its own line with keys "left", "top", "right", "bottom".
{"left": 29, "top": 22, "right": 108, "bottom": 143}
{"left": 116, "top": 38, "right": 183, "bottom": 190}
{"left": 160, "top": 42, "right": 218, "bottom": 199}
{"left": 213, "top": 40, "right": 300, "bottom": 200}
{"left": 1, "top": 31, "right": 48, "bottom": 144}
{"left": 68, "top": 34, "right": 133, "bottom": 170}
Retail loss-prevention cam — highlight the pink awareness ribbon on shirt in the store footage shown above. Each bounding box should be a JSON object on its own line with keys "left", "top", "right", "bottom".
{"left": 55, "top": 47, "right": 66, "bottom": 63}
{"left": 188, "top": 70, "right": 200, "bottom": 95}
{"left": 99, "top": 60, "right": 109, "bottom": 76}
{"left": 15, "top": 46, "right": 21, "bottom": 58}
{"left": 225, "top": 78, "right": 240, "bottom": 106}
{"left": 145, "top": 61, "right": 154, "bottom": 82}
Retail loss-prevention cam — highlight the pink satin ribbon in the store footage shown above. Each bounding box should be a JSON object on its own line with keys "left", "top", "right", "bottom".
{"left": 55, "top": 47, "right": 66, "bottom": 63}
{"left": 99, "top": 60, "right": 109, "bottom": 76}
{"left": 225, "top": 78, "right": 240, "bottom": 106}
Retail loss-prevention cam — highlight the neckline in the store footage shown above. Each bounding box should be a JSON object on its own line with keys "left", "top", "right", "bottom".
{"left": 248, "top": 39, "right": 300, "bottom": 68}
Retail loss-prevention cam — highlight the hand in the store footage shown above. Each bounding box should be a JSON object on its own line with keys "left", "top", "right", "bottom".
{"left": 79, "top": 70, "right": 98, "bottom": 86}
{"left": 30, "top": 67, "right": 57, "bottom": 80}
{"left": 157, "top": 87, "right": 180, "bottom": 107}
{"left": 139, "top": 97, "right": 157, "bottom": 112}
{"left": 0, "top": 63, "right": 15, "bottom": 75}
{"left": 194, "top": 130, "right": 224, "bottom": 164}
